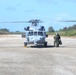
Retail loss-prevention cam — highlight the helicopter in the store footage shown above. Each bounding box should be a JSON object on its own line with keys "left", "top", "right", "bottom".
{"left": 22, "top": 19, "right": 48, "bottom": 47}
{"left": 0, "top": 19, "right": 48, "bottom": 47}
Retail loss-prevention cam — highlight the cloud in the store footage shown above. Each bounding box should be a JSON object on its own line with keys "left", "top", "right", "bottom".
{"left": 16, "top": 3, "right": 21, "bottom": 7}
{"left": 24, "top": 10, "right": 36, "bottom": 13}
{"left": 6, "top": 6, "right": 16, "bottom": 11}
{"left": 38, "top": 0, "right": 76, "bottom": 4}
{"left": 37, "top": 0, "right": 58, "bottom": 4}
{"left": 55, "top": 13, "right": 76, "bottom": 22}
{"left": 64, "top": 0, "right": 76, "bottom": 3}
{"left": 55, "top": 13, "right": 70, "bottom": 21}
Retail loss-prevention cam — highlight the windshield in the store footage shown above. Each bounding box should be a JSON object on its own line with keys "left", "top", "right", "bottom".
{"left": 28, "top": 31, "right": 43, "bottom": 36}
{"left": 28, "top": 32, "right": 33, "bottom": 36}
{"left": 38, "top": 32, "right": 43, "bottom": 36}
{"left": 34, "top": 32, "right": 37, "bottom": 35}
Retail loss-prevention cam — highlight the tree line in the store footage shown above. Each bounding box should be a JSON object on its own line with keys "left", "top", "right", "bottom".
{"left": 0, "top": 24, "right": 76, "bottom": 36}
{"left": 48, "top": 24, "right": 76, "bottom": 36}
{"left": 0, "top": 28, "right": 24, "bottom": 34}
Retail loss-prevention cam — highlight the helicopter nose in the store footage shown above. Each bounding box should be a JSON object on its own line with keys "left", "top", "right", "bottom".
{"left": 36, "top": 37, "right": 43, "bottom": 42}
{"left": 40, "top": 37, "right": 44, "bottom": 40}
{"left": 31, "top": 37, "right": 33, "bottom": 39}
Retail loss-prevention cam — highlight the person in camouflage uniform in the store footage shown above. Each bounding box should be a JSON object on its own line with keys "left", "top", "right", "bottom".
{"left": 54, "top": 33, "right": 62, "bottom": 47}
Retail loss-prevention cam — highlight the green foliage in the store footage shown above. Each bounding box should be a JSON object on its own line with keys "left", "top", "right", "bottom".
{"left": 48, "top": 24, "right": 76, "bottom": 36}
{"left": 48, "top": 26, "right": 55, "bottom": 32}
{"left": 0, "top": 28, "right": 24, "bottom": 34}
{"left": 0, "top": 28, "right": 9, "bottom": 34}
{"left": 62, "top": 25, "right": 76, "bottom": 31}
{"left": 47, "top": 32, "right": 55, "bottom": 35}
{"left": 0, "top": 28, "right": 9, "bottom": 32}
{"left": 58, "top": 30, "right": 76, "bottom": 36}
{"left": 58, "top": 24, "right": 76, "bottom": 36}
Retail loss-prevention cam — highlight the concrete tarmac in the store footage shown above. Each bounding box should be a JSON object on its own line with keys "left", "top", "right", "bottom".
{"left": 0, "top": 35, "right": 76, "bottom": 75}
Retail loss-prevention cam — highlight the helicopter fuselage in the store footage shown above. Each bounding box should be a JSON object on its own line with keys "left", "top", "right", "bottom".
{"left": 23, "top": 19, "right": 48, "bottom": 47}
{"left": 26, "top": 31, "right": 46, "bottom": 45}
{"left": 24, "top": 26, "right": 48, "bottom": 47}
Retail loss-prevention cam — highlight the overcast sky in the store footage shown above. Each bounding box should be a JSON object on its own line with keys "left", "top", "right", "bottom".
{"left": 0, "top": 0, "right": 76, "bottom": 31}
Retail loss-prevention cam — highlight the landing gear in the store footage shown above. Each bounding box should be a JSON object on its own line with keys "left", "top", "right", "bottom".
{"left": 44, "top": 42, "right": 47, "bottom": 47}
{"left": 24, "top": 42, "right": 27, "bottom": 47}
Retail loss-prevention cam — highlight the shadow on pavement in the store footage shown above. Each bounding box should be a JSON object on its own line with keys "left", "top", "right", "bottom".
{"left": 30, "top": 45, "right": 54, "bottom": 48}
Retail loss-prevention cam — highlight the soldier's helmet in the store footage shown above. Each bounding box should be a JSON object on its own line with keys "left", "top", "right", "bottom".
{"left": 56, "top": 32, "right": 59, "bottom": 35}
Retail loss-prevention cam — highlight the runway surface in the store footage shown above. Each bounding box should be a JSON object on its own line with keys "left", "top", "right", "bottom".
{"left": 0, "top": 35, "right": 76, "bottom": 75}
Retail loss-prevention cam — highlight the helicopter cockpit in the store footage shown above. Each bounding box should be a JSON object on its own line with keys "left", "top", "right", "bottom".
{"left": 28, "top": 31, "right": 44, "bottom": 36}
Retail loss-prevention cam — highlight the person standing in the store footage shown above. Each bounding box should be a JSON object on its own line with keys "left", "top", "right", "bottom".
{"left": 54, "top": 33, "right": 62, "bottom": 47}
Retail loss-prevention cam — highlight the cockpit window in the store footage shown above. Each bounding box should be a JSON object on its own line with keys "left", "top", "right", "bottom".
{"left": 28, "top": 32, "right": 33, "bottom": 36}
{"left": 28, "top": 31, "right": 43, "bottom": 36}
{"left": 34, "top": 32, "right": 37, "bottom": 35}
{"left": 38, "top": 32, "right": 43, "bottom": 36}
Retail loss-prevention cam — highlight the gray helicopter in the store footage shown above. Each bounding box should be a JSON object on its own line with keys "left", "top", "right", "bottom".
{"left": 22, "top": 19, "right": 48, "bottom": 47}
{"left": 0, "top": 19, "right": 48, "bottom": 47}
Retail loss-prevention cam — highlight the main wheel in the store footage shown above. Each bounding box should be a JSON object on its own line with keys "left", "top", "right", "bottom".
{"left": 24, "top": 42, "right": 27, "bottom": 46}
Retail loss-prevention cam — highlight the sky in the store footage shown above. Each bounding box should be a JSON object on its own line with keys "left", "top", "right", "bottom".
{"left": 0, "top": 0, "right": 76, "bottom": 31}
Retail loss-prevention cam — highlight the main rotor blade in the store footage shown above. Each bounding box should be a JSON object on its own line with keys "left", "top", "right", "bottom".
{"left": 0, "top": 20, "right": 42, "bottom": 23}
{"left": 0, "top": 21, "right": 29, "bottom": 23}
{"left": 58, "top": 20, "right": 76, "bottom": 22}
